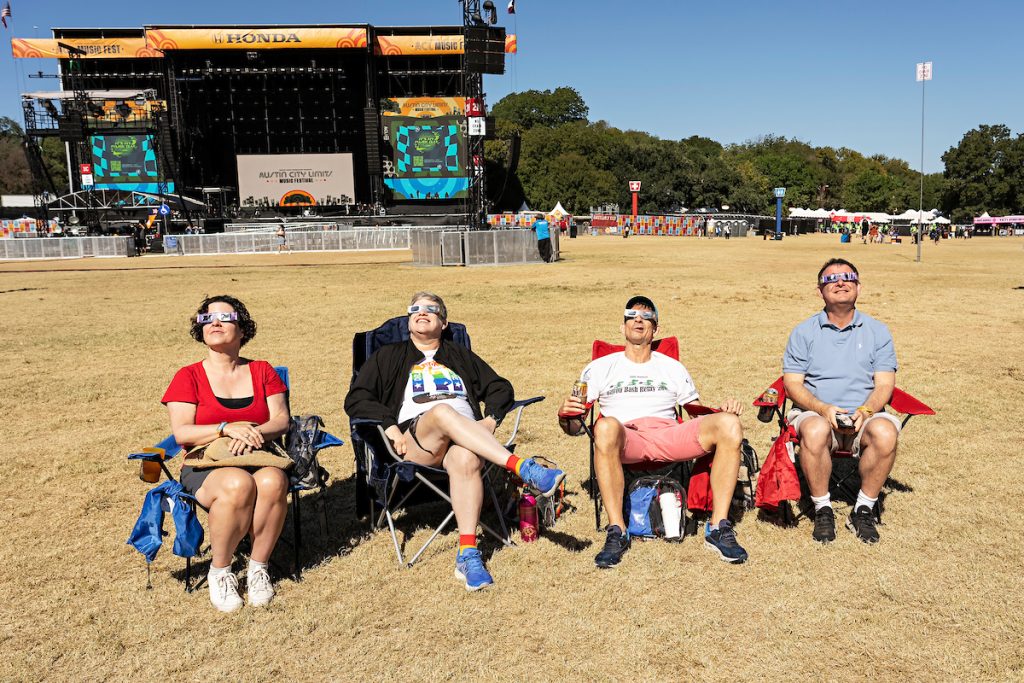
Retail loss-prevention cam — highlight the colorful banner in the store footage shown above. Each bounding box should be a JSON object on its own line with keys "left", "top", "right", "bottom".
{"left": 1, "top": 218, "right": 60, "bottom": 237}
{"left": 145, "top": 27, "right": 367, "bottom": 51}
{"left": 382, "top": 97, "right": 465, "bottom": 118}
{"left": 374, "top": 33, "right": 517, "bottom": 55}
{"left": 375, "top": 35, "right": 463, "bottom": 56}
{"left": 11, "top": 37, "right": 161, "bottom": 59}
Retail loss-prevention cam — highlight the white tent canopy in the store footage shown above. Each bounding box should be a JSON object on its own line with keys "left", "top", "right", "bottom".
{"left": 932, "top": 216, "right": 951, "bottom": 224}
{"left": 548, "top": 202, "right": 571, "bottom": 218}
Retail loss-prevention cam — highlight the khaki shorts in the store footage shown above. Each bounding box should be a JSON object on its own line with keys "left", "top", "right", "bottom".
{"left": 788, "top": 409, "right": 901, "bottom": 456}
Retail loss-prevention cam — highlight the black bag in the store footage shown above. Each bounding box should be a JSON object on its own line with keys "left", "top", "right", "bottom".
{"left": 285, "top": 415, "right": 330, "bottom": 489}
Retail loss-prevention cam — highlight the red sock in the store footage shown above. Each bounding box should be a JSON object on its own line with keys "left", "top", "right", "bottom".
{"left": 506, "top": 455, "right": 523, "bottom": 475}
{"left": 458, "top": 534, "right": 477, "bottom": 552}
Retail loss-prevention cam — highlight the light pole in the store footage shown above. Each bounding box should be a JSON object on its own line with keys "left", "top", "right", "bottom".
{"left": 915, "top": 61, "right": 932, "bottom": 263}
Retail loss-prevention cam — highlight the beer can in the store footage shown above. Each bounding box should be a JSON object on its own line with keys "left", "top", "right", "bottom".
{"left": 572, "top": 380, "right": 588, "bottom": 402}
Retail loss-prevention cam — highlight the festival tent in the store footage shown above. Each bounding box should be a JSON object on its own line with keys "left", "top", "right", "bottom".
{"left": 809, "top": 208, "right": 832, "bottom": 218}
{"left": 932, "top": 216, "right": 951, "bottom": 225}
{"left": 548, "top": 202, "right": 571, "bottom": 220}
{"left": 863, "top": 212, "right": 892, "bottom": 223}
{"left": 518, "top": 201, "right": 532, "bottom": 213}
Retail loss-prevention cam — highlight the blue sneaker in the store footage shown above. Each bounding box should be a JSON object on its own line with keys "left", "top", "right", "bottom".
{"left": 454, "top": 548, "right": 493, "bottom": 591}
{"left": 704, "top": 519, "right": 748, "bottom": 564}
{"left": 518, "top": 458, "right": 566, "bottom": 497}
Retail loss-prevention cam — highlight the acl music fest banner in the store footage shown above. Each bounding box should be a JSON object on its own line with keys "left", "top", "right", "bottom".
{"left": 145, "top": 27, "right": 367, "bottom": 51}
{"left": 373, "top": 34, "right": 518, "bottom": 55}
{"left": 11, "top": 38, "right": 161, "bottom": 59}
{"left": 236, "top": 154, "right": 355, "bottom": 208}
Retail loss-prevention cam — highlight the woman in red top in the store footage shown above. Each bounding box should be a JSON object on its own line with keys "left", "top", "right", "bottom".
{"left": 161, "top": 295, "right": 290, "bottom": 612}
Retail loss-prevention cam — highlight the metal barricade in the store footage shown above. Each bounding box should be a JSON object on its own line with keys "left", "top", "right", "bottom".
{"left": 0, "top": 236, "right": 131, "bottom": 260}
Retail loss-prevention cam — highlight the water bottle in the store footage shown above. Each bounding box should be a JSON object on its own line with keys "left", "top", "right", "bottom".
{"left": 518, "top": 493, "right": 539, "bottom": 543}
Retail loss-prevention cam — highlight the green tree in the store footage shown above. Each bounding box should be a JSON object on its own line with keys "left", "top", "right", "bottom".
{"left": 490, "top": 87, "right": 589, "bottom": 130}
{"left": 941, "top": 124, "right": 1014, "bottom": 222}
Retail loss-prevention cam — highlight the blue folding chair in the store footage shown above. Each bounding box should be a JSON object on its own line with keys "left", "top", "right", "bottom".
{"left": 128, "top": 366, "right": 342, "bottom": 591}
{"left": 349, "top": 316, "right": 544, "bottom": 568}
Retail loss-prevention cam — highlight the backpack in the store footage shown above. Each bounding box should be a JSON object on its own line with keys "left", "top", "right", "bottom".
{"left": 284, "top": 415, "right": 331, "bottom": 489}
{"left": 624, "top": 476, "right": 687, "bottom": 540}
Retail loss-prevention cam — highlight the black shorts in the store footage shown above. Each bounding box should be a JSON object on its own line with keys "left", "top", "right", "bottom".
{"left": 179, "top": 465, "right": 262, "bottom": 495}
{"left": 396, "top": 414, "right": 433, "bottom": 457}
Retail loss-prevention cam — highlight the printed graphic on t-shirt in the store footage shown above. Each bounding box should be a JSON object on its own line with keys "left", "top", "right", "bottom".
{"left": 602, "top": 375, "right": 672, "bottom": 397}
{"left": 410, "top": 359, "right": 467, "bottom": 404}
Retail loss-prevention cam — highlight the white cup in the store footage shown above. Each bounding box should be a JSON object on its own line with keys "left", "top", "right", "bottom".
{"left": 659, "top": 491, "right": 682, "bottom": 539}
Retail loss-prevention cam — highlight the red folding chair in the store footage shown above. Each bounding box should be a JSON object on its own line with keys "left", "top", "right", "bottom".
{"left": 752, "top": 376, "right": 934, "bottom": 523}
{"left": 559, "top": 337, "right": 759, "bottom": 533}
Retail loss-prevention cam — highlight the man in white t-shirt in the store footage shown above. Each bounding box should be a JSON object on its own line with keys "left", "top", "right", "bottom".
{"left": 559, "top": 296, "right": 748, "bottom": 568}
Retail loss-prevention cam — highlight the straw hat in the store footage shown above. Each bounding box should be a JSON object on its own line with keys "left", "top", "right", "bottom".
{"left": 186, "top": 437, "right": 292, "bottom": 470}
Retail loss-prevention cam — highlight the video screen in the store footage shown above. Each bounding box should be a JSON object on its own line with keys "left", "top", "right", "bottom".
{"left": 90, "top": 135, "right": 173, "bottom": 193}
{"left": 383, "top": 115, "right": 469, "bottom": 200}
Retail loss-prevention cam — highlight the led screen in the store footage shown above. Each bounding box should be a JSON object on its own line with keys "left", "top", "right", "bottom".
{"left": 90, "top": 135, "right": 173, "bottom": 193}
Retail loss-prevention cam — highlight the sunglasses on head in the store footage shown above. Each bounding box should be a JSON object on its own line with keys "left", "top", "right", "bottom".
{"left": 819, "top": 272, "right": 859, "bottom": 285}
{"left": 408, "top": 304, "right": 441, "bottom": 315}
{"left": 196, "top": 311, "right": 238, "bottom": 324}
{"left": 624, "top": 309, "right": 657, "bottom": 321}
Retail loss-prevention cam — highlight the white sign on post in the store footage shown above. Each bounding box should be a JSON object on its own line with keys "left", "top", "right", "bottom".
{"left": 628, "top": 180, "right": 641, "bottom": 192}
{"left": 915, "top": 61, "right": 933, "bottom": 82}
{"left": 468, "top": 116, "right": 486, "bottom": 136}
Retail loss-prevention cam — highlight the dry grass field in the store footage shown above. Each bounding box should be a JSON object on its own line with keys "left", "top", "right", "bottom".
{"left": 0, "top": 233, "right": 1021, "bottom": 682}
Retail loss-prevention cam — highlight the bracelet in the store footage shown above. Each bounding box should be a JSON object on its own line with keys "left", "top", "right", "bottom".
{"left": 855, "top": 406, "right": 874, "bottom": 417}
{"left": 217, "top": 421, "right": 228, "bottom": 437}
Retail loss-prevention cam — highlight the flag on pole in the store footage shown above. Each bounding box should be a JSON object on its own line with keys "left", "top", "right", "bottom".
{"left": 507, "top": 0, "right": 516, "bottom": 14}
{"left": 1, "top": 2, "right": 12, "bottom": 29}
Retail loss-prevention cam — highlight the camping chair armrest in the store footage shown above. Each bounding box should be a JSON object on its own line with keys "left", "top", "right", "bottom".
{"left": 683, "top": 404, "right": 719, "bottom": 418}
{"left": 127, "top": 452, "right": 163, "bottom": 462}
{"left": 502, "top": 396, "right": 545, "bottom": 449}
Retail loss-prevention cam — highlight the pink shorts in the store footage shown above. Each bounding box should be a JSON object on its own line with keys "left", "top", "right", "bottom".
{"left": 620, "top": 416, "right": 710, "bottom": 465}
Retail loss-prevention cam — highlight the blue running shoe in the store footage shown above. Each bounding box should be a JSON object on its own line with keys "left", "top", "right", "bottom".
{"left": 518, "top": 458, "right": 566, "bottom": 498}
{"left": 454, "top": 548, "right": 493, "bottom": 591}
{"left": 704, "top": 519, "right": 748, "bottom": 564}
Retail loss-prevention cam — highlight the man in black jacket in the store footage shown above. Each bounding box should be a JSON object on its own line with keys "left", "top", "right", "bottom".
{"left": 345, "top": 292, "right": 565, "bottom": 591}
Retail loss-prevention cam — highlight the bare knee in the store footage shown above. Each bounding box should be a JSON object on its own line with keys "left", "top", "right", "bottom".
{"left": 216, "top": 471, "right": 257, "bottom": 508}
{"left": 711, "top": 413, "right": 743, "bottom": 445}
{"left": 253, "top": 467, "right": 289, "bottom": 501}
{"left": 799, "top": 416, "right": 832, "bottom": 453}
{"left": 443, "top": 446, "right": 482, "bottom": 477}
{"left": 593, "top": 417, "right": 624, "bottom": 455}
{"left": 863, "top": 419, "right": 899, "bottom": 454}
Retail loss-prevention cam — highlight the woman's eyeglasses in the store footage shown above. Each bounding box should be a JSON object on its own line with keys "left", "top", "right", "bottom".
{"left": 197, "top": 312, "right": 239, "bottom": 324}
{"left": 408, "top": 304, "right": 441, "bottom": 315}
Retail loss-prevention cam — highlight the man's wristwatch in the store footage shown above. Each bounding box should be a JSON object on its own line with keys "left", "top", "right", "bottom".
{"left": 217, "top": 421, "right": 228, "bottom": 437}
{"left": 855, "top": 406, "right": 874, "bottom": 417}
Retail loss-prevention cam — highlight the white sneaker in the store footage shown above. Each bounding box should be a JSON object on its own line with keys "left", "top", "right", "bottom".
{"left": 208, "top": 571, "right": 243, "bottom": 613}
{"left": 247, "top": 566, "right": 275, "bottom": 608}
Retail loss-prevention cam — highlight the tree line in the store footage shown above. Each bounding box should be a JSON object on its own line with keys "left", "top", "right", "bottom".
{"left": 486, "top": 87, "right": 1024, "bottom": 223}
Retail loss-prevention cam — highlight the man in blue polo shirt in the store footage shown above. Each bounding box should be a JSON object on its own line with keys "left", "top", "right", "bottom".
{"left": 783, "top": 258, "right": 900, "bottom": 545}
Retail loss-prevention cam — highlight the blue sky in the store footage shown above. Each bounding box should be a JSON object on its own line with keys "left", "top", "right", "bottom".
{"left": 1, "top": 0, "right": 1021, "bottom": 173}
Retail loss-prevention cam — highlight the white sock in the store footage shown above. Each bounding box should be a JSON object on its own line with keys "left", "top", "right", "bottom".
{"left": 208, "top": 564, "right": 231, "bottom": 579}
{"left": 855, "top": 490, "right": 878, "bottom": 512}
{"left": 810, "top": 493, "right": 831, "bottom": 511}
{"left": 248, "top": 558, "right": 268, "bottom": 574}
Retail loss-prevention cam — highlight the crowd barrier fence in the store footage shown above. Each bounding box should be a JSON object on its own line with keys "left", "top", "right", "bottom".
{"left": 0, "top": 236, "right": 132, "bottom": 260}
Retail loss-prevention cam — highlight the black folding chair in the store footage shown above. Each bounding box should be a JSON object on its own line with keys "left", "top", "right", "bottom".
{"left": 349, "top": 315, "right": 543, "bottom": 568}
